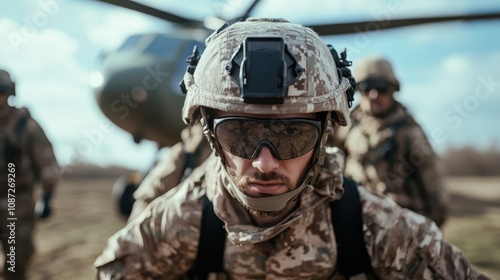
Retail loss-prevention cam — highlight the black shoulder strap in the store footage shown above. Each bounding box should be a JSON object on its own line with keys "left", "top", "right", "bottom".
{"left": 3, "top": 114, "right": 29, "bottom": 165}
{"left": 191, "top": 177, "right": 371, "bottom": 279}
{"left": 182, "top": 152, "right": 198, "bottom": 180}
{"left": 332, "top": 176, "right": 372, "bottom": 277}
{"left": 188, "top": 195, "right": 226, "bottom": 279}
{"left": 14, "top": 114, "right": 29, "bottom": 139}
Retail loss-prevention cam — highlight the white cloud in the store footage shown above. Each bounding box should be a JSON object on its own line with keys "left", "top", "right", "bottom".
{"left": 401, "top": 51, "right": 500, "bottom": 152}
{"left": 0, "top": 18, "right": 88, "bottom": 85}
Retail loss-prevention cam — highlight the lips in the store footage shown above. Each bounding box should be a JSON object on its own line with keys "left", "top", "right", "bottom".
{"left": 246, "top": 181, "right": 288, "bottom": 196}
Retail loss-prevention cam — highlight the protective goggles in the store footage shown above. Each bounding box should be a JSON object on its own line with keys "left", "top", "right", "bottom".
{"left": 212, "top": 117, "right": 322, "bottom": 160}
{"left": 357, "top": 79, "right": 394, "bottom": 94}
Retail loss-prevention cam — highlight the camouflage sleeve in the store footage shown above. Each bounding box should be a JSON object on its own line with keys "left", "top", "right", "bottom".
{"left": 401, "top": 125, "right": 449, "bottom": 227}
{"left": 95, "top": 181, "right": 204, "bottom": 279}
{"left": 26, "top": 118, "right": 59, "bottom": 192}
{"left": 129, "top": 142, "right": 186, "bottom": 220}
{"left": 360, "top": 188, "right": 490, "bottom": 279}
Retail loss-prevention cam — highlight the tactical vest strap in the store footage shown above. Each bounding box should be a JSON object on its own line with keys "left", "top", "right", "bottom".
{"left": 333, "top": 176, "right": 372, "bottom": 277}
{"left": 187, "top": 195, "right": 226, "bottom": 279}
{"left": 191, "top": 176, "right": 372, "bottom": 279}
{"left": 3, "top": 114, "right": 29, "bottom": 166}
{"left": 14, "top": 114, "right": 28, "bottom": 138}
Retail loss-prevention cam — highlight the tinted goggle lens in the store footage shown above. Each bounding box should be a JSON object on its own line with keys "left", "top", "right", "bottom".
{"left": 213, "top": 117, "right": 321, "bottom": 160}
{"left": 358, "top": 80, "right": 392, "bottom": 95}
{"left": 360, "top": 87, "right": 389, "bottom": 94}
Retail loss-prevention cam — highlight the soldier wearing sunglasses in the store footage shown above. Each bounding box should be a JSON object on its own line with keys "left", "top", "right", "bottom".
{"left": 95, "top": 19, "right": 486, "bottom": 279}
{"left": 329, "top": 57, "right": 449, "bottom": 228}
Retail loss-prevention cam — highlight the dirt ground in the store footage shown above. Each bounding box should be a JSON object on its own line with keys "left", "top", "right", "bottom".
{"left": 1, "top": 176, "right": 499, "bottom": 279}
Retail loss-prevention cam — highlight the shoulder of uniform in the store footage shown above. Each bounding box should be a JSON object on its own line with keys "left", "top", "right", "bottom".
{"left": 359, "top": 186, "right": 461, "bottom": 278}
{"left": 323, "top": 147, "right": 345, "bottom": 176}
{"left": 9, "top": 106, "right": 31, "bottom": 119}
{"left": 359, "top": 186, "right": 440, "bottom": 249}
{"left": 395, "top": 115, "right": 433, "bottom": 147}
{"left": 6, "top": 106, "right": 28, "bottom": 121}
{"left": 349, "top": 105, "right": 363, "bottom": 121}
{"left": 95, "top": 180, "right": 205, "bottom": 273}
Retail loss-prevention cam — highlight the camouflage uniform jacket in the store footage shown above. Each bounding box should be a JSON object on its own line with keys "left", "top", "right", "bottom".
{"left": 329, "top": 102, "right": 448, "bottom": 227}
{"left": 0, "top": 107, "right": 59, "bottom": 211}
{"left": 130, "top": 125, "right": 211, "bottom": 220}
{"left": 95, "top": 150, "right": 486, "bottom": 279}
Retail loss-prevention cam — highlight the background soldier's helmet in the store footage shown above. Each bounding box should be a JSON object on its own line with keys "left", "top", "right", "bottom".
{"left": 182, "top": 18, "right": 352, "bottom": 126}
{"left": 354, "top": 56, "right": 400, "bottom": 91}
{"left": 0, "top": 69, "right": 15, "bottom": 96}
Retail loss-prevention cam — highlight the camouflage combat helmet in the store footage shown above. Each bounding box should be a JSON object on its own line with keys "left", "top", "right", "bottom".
{"left": 182, "top": 18, "right": 352, "bottom": 126}
{"left": 180, "top": 18, "right": 354, "bottom": 212}
{"left": 0, "top": 69, "right": 15, "bottom": 96}
{"left": 354, "top": 56, "right": 400, "bottom": 91}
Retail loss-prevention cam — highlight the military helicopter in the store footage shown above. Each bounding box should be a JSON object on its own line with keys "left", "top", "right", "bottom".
{"left": 89, "top": 0, "right": 500, "bottom": 217}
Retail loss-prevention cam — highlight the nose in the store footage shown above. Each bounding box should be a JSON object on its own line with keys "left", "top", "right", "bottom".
{"left": 252, "top": 146, "right": 280, "bottom": 173}
{"left": 368, "top": 88, "right": 379, "bottom": 99}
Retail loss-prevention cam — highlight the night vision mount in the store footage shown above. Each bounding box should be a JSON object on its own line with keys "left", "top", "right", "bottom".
{"left": 226, "top": 36, "right": 304, "bottom": 105}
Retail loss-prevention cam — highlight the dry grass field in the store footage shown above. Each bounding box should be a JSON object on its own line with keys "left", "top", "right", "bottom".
{"left": 441, "top": 177, "right": 500, "bottom": 278}
{"left": 1, "top": 176, "right": 498, "bottom": 279}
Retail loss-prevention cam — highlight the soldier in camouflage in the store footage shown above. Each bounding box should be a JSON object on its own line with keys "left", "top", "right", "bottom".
{"left": 128, "top": 124, "right": 212, "bottom": 221}
{"left": 0, "top": 69, "right": 60, "bottom": 279}
{"left": 328, "top": 56, "right": 449, "bottom": 228}
{"left": 94, "top": 18, "right": 488, "bottom": 279}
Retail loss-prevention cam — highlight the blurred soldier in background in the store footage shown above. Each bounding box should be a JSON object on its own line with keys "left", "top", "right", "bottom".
{"left": 0, "top": 69, "right": 59, "bottom": 280}
{"left": 127, "top": 124, "right": 211, "bottom": 221}
{"left": 328, "top": 56, "right": 449, "bottom": 227}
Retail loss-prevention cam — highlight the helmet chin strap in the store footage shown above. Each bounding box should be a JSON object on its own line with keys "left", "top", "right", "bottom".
{"left": 222, "top": 167, "right": 313, "bottom": 212}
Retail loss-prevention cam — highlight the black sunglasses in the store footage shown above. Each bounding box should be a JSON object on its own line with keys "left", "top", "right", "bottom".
{"left": 359, "top": 87, "right": 391, "bottom": 95}
{"left": 212, "top": 117, "right": 322, "bottom": 160}
{"left": 357, "top": 80, "right": 394, "bottom": 95}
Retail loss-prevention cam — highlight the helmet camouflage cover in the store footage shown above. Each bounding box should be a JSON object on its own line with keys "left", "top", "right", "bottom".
{"left": 354, "top": 56, "right": 400, "bottom": 91}
{"left": 182, "top": 18, "right": 351, "bottom": 126}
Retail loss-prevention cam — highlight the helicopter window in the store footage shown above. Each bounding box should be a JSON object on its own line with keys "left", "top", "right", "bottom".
{"left": 117, "top": 35, "right": 143, "bottom": 52}
{"left": 143, "top": 35, "right": 183, "bottom": 58}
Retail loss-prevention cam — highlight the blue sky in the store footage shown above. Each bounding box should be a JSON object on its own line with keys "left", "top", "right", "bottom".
{"left": 1, "top": 0, "right": 500, "bottom": 174}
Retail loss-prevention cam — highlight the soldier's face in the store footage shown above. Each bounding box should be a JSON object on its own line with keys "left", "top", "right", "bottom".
{"left": 212, "top": 111, "right": 316, "bottom": 198}
{"left": 359, "top": 87, "right": 395, "bottom": 116}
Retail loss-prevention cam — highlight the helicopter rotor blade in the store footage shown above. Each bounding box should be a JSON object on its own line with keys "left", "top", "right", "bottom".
{"left": 308, "top": 11, "right": 500, "bottom": 36}
{"left": 241, "top": 0, "right": 262, "bottom": 19}
{"left": 92, "top": 0, "right": 205, "bottom": 27}
{"left": 209, "top": 0, "right": 263, "bottom": 28}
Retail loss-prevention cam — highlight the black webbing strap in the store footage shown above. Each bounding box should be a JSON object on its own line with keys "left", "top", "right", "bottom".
{"left": 190, "top": 176, "right": 371, "bottom": 278}
{"left": 187, "top": 195, "right": 226, "bottom": 279}
{"left": 4, "top": 115, "right": 28, "bottom": 166}
{"left": 14, "top": 114, "right": 28, "bottom": 137}
{"left": 332, "top": 176, "right": 372, "bottom": 277}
